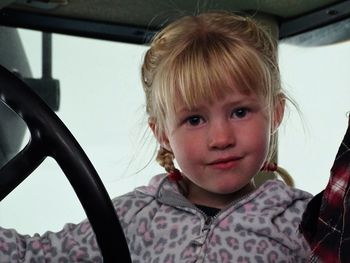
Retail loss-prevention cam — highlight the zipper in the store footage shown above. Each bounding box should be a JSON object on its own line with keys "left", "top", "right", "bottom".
{"left": 157, "top": 176, "right": 256, "bottom": 232}
{"left": 202, "top": 216, "right": 213, "bottom": 232}
{"left": 197, "top": 192, "right": 254, "bottom": 233}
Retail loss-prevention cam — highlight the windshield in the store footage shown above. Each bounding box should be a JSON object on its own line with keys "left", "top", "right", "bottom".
{"left": 0, "top": 27, "right": 349, "bottom": 235}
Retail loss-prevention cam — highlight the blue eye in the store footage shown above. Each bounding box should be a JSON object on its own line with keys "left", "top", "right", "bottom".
{"left": 232, "top": 108, "right": 249, "bottom": 119}
{"left": 186, "top": 115, "right": 203, "bottom": 126}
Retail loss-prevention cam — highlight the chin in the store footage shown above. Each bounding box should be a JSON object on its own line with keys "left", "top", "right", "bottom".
{"left": 215, "top": 181, "right": 251, "bottom": 195}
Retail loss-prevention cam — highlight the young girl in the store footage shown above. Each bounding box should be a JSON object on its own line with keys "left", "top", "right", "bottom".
{"left": 0, "top": 12, "right": 314, "bottom": 262}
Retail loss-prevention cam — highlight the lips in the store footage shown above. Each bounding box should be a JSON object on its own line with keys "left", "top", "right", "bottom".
{"left": 208, "top": 156, "right": 242, "bottom": 170}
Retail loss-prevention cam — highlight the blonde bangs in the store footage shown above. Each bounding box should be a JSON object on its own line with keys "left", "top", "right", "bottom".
{"left": 156, "top": 35, "right": 270, "bottom": 117}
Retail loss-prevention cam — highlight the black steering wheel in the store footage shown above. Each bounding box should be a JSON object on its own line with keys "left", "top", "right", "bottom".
{"left": 0, "top": 65, "right": 132, "bottom": 263}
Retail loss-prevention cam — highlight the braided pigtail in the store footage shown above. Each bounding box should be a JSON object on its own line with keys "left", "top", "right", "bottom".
{"left": 261, "top": 162, "right": 294, "bottom": 187}
{"left": 156, "top": 147, "right": 182, "bottom": 181}
{"left": 155, "top": 147, "right": 189, "bottom": 196}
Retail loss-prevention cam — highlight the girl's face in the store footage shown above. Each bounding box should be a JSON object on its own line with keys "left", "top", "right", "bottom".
{"left": 157, "top": 87, "right": 283, "bottom": 208}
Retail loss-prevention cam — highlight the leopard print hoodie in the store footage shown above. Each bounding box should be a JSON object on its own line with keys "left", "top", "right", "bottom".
{"left": 0, "top": 174, "right": 312, "bottom": 262}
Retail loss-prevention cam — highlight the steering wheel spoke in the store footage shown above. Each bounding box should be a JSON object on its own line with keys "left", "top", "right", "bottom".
{"left": 0, "top": 65, "right": 131, "bottom": 262}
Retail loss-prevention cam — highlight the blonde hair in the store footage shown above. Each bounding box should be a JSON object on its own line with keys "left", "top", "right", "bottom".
{"left": 142, "top": 12, "right": 293, "bottom": 186}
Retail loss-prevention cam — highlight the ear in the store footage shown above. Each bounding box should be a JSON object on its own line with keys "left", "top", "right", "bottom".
{"left": 272, "top": 94, "right": 285, "bottom": 133}
{"left": 148, "top": 118, "right": 172, "bottom": 151}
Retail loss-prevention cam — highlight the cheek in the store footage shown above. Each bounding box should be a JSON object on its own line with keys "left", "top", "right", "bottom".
{"left": 243, "top": 121, "right": 271, "bottom": 157}
{"left": 256, "top": 126, "right": 272, "bottom": 160}
{"left": 258, "top": 133, "right": 271, "bottom": 157}
{"left": 169, "top": 135, "right": 202, "bottom": 166}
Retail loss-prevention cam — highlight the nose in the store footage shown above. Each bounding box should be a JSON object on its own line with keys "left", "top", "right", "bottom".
{"left": 208, "top": 120, "right": 235, "bottom": 150}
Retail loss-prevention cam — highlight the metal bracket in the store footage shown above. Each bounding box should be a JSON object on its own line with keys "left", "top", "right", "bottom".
{"left": 280, "top": 0, "right": 350, "bottom": 39}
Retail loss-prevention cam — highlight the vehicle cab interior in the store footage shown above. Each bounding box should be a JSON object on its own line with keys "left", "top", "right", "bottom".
{"left": 0, "top": 0, "right": 349, "bottom": 261}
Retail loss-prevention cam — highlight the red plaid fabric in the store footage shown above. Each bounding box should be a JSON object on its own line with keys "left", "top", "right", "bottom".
{"left": 300, "top": 116, "right": 350, "bottom": 263}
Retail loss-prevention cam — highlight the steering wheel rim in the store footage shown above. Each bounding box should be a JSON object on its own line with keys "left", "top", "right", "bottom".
{"left": 0, "top": 65, "right": 131, "bottom": 263}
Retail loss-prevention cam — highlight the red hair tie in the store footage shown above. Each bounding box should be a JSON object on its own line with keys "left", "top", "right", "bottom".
{"left": 261, "top": 162, "right": 278, "bottom": 172}
{"left": 168, "top": 169, "right": 182, "bottom": 181}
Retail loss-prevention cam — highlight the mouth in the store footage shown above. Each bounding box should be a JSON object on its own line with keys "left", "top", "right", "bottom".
{"left": 208, "top": 156, "right": 243, "bottom": 170}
